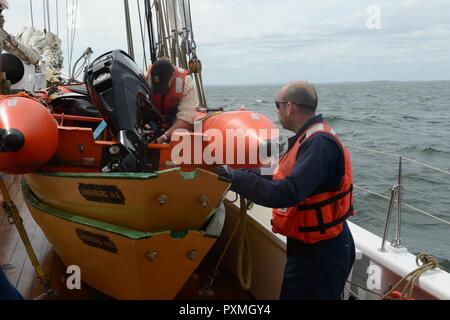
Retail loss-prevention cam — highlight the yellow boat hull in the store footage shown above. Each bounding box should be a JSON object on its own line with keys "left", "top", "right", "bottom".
{"left": 22, "top": 180, "right": 224, "bottom": 299}
{"left": 25, "top": 168, "right": 230, "bottom": 232}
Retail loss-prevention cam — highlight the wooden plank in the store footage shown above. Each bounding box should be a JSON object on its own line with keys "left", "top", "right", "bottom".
{"left": 0, "top": 193, "right": 32, "bottom": 263}
{"left": 0, "top": 177, "right": 24, "bottom": 240}
{"left": 15, "top": 224, "right": 48, "bottom": 299}
{"left": 3, "top": 203, "right": 39, "bottom": 288}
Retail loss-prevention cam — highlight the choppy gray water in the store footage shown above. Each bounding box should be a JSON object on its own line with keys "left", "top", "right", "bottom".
{"left": 205, "top": 81, "right": 450, "bottom": 272}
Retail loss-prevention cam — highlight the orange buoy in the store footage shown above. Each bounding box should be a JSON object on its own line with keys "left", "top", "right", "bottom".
{"left": 200, "top": 110, "right": 279, "bottom": 168}
{"left": 0, "top": 96, "right": 59, "bottom": 174}
{"left": 164, "top": 110, "right": 279, "bottom": 170}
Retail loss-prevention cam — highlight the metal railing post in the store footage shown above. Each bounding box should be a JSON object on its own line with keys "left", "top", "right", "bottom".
{"left": 380, "top": 185, "right": 399, "bottom": 251}
{"left": 393, "top": 156, "right": 403, "bottom": 248}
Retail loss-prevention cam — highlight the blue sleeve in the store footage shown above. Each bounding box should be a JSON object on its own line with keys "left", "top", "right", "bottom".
{"left": 230, "top": 134, "right": 344, "bottom": 208}
{"left": 0, "top": 269, "right": 24, "bottom": 300}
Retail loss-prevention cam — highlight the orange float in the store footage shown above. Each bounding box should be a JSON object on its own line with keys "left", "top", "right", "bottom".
{"left": 0, "top": 95, "right": 59, "bottom": 174}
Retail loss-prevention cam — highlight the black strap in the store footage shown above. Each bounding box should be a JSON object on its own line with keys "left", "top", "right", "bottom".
{"left": 316, "top": 207, "right": 327, "bottom": 235}
{"left": 298, "top": 206, "right": 353, "bottom": 233}
{"left": 297, "top": 185, "right": 353, "bottom": 211}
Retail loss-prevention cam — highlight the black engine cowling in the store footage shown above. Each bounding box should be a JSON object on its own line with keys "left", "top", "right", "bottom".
{"left": 85, "top": 50, "right": 165, "bottom": 172}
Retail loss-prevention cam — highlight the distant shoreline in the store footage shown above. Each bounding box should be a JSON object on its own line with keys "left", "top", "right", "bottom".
{"left": 205, "top": 80, "right": 450, "bottom": 88}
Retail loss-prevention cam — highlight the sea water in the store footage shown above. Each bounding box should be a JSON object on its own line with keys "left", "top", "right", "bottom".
{"left": 206, "top": 81, "right": 450, "bottom": 271}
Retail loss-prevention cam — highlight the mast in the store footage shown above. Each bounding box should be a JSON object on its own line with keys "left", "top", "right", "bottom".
{"left": 123, "top": 0, "right": 135, "bottom": 60}
{"left": 144, "top": 0, "right": 157, "bottom": 63}
{"left": 153, "top": 0, "right": 208, "bottom": 108}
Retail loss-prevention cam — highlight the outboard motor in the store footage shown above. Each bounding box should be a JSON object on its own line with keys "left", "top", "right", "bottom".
{"left": 85, "top": 50, "right": 165, "bottom": 172}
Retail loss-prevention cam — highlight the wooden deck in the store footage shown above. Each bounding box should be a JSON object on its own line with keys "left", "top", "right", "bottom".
{"left": 0, "top": 174, "right": 253, "bottom": 300}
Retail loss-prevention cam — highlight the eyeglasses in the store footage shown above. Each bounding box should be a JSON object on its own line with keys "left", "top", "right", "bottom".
{"left": 275, "top": 101, "right": 288, "bottom": 109}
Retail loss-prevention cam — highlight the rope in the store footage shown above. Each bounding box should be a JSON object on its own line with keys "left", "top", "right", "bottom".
{"left": 137, "top": 0, "right": 147, "bottom": 69}
{"left": 123, "top": 0, "right": 134, "bottom": 60}
{"left": 354, "top": 185, "right": 450, "bottom": 226}
{"left": 348, "top": 145, "right": 450, "bottom": 177}
{"left": 55, "top": 0, "right": 59, "bottom": 36}
{"left": 65, "top": 0, "right": 69, "bottom": 73}
{"left": 345, "top": 280, "right": 383, "bottom": 298}
{"left": 30, "top": 0, "right": 34, "bottom": 27}
{"left": 201, "top": 196, "right": 252, "bottom": 294}
{"left": 68, "top": 0, "right": 78, "bottom": 77}
{"left": 236, "top": 197, "right": 253, "bottom": 290}
{"left": 144, "top": 0, "right": 156, "bottom": 63}
{"left": 42, "top": 0, "right": 47, "bottom": 31}
{"left": 402, "top": 157, "right": 450, "bottom": 177}
{"left": 0, "top": 176, "right": 54, "bottom": 297}
{"left": 46, "top": 0, "right": 51, "bottom": 32}
{"left": 382, "top": 253, "right": 441, "bottom": 300}
{"left": 347, "top": 145, "right": 399, "bottom": 159}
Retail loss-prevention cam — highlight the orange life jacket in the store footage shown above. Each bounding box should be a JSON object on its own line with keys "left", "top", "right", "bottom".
{"left": 146, "top": 64, "right": 189, "bottom": 117}
{"left": 271, "top": 121, "right": 354, "bottom": 244}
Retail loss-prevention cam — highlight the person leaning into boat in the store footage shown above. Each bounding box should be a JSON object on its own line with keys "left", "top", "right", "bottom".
{"left": 146, "top": 58, "right": 199, "bottom": 144}
{"left": 215, "top": 81, "right": 356, "bottom": 300}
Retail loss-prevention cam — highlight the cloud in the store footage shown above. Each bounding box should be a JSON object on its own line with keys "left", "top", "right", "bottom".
{"left": 3, "top": 0, "right": 450, "bottom": 84}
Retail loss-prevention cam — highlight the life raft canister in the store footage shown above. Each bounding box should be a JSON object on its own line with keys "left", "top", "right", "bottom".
{"left": 146, "top": 64, "right": 189, "bottom": 117}
{"left": 271, "top": 121, "right": 354, "bottom": 244}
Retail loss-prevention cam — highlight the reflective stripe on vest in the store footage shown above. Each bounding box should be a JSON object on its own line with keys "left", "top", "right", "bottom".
{"left": 271, "top": 120, "right": 354, "bottom": 244}
{"left": 146, "top": 64, "right": 189, "bottom": 116}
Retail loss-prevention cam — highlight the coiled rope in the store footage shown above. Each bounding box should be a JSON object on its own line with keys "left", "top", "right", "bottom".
{"left": 382, "top": 253, "right": 441, "bottom": 300}
{"left": 236, "top": 196, "right": 253, "bottom": 290}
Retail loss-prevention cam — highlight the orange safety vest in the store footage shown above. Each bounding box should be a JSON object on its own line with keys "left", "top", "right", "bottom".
{"left": 271, "top": 121, "right": 354, "bottom": 244}
{"left": 146, "top": 64, "right": 189, "bottom": 117}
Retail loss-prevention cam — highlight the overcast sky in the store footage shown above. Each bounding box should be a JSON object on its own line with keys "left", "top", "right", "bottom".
{"left": 3, "top": 0, "right": 450, "bottom": 85}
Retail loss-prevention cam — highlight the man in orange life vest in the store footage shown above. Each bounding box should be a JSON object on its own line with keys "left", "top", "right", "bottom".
{"left": 146, "top": 58, "right": 199, "bottom": 144}
{"left": 215, "top": 81, "right": 356, "bottom": 300}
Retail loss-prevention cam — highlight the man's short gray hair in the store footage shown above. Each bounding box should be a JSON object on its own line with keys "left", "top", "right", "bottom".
{"left": 283, "top": 81, "right": 318, "bottom": 113}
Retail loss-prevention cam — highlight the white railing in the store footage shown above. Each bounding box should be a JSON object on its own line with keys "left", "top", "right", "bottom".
{"left": 347, "top": 144, "right": 450, "bottom": 250}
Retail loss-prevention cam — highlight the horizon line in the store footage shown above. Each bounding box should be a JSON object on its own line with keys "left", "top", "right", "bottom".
{"left": 204, "top": 79, "right": 450, "bottom": 87}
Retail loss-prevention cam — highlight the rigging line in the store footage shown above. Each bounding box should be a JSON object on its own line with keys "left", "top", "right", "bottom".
{"left": 145, "top": 0, "right": 156, "bottom": 63}
{"left": 401, "top": 157, "right": 450, "bottom": 177}
{"left": 55, "top": 0, "right": 59, "bottom": 36}
{"left": 347, "top": 145, "right": 399, "bottom": 159}
{"left": 180, "top": 0, "right": 190, "bottom": 57}
{"left": 354, "top": 185, "right": 450, "bottom": 226}
{"left": 402, "top": 202, "right": 450, "bottom": 226}
{"left": 137, "top": 0, "right": 148, "bottom": 69}
{"left": 29, "top": 0, "right": 34, "bottom": 27}
{"left": 187, "top": 0, "right": 195, "bottom": 47}
{"left": 123, "top": 0, "right": 135, "bottom": 60}
{"left": 171, "top": 0, "right": 181, "bottom": 66}
{"left": 348, "top": 145, "right": 450, "bottom": 176}
{"left": 69, "top": 0, "right": 78, "bottom": 78}
{"left": 43, "top": 0, "right": 47, "bottom": 31}
{"left": 162, "top": 0, "right": 172, "bottom": 59}
{"left": 66, "top": 0, "right": 70, "bottom": 75}
{"left": 46, "top": 0, "right": 51, "bottom": 32}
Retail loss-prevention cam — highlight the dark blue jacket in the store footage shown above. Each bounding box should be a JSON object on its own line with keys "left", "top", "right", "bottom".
{"left": 0, "top": 268, "right": 23, "bottom": 300}
{"left": 230, "top": 115, "right": 345, "bottom": 208}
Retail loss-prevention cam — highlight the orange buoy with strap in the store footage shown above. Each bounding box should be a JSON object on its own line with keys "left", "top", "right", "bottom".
{"left": 0, "top": 95, "right": 59, "bottom": 174}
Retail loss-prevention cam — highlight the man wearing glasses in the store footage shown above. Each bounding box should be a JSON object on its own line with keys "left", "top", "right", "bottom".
{"left": 215, "top": 81, "right": 356, "bottom": 300}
